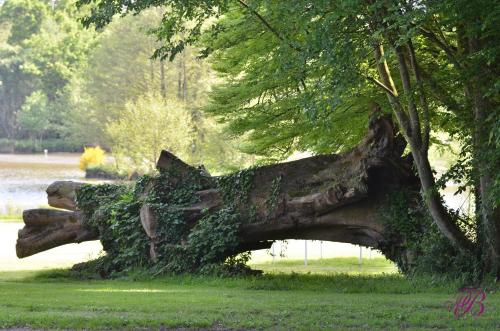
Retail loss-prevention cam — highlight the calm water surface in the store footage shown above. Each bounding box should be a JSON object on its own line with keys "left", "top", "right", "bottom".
{"left": 0, "top": 153, "right": 105, "bottom": 270}
{"left": 0, "top": 153, "right": 90, "bottom": 214}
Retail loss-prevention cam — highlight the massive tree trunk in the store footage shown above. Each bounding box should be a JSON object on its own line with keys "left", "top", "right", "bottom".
{"left": 16, "top": 116, "right": 419, "bottom": 266}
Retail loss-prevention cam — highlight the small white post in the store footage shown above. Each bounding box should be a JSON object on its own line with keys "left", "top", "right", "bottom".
{"left": 369, "top": 249, "right": 372, "bottom": 260}
{"left": 320, "top": 241, "right": 323, "bottom": 260}
{"left": 358, "top": 246, "right": 362, "bottom": 266}
{"left": 44, "top": 149, "right": 48, "bottom": 158}
{"left": 272, "top": 242, "right": 275, "bottom": 265}
{"left": 304, "top": 240, "right": 308, "bottom": 266}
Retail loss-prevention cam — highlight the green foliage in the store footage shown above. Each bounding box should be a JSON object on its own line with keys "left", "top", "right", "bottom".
{"left": 0, "top": 0, "right": 48, "bottom": 45}
{"left": 52, "top": 9, "right": 252, "bottom": 174}
{"left": 77, "top": 0, "right": 377, "bottom": 159}
{"left": 77, "top": 183, "right": 148, "bottom": 276}
{"left": 21, "top": 11, "right": 95, "bottom": 100}
{"left": 75, "top": 167, "right": 255, "bottom": 277}
{"left": 17, "top": 91, "right": 50, "bottom": 139}
{"left": 66, "top": 9, "right": 214, "bottom": 146}
{"left": 85, "top": 164, "right": 128, "bottom": 180}
{"left": 266, "top": 175, "right": 282, "bottom": 213}
{"left": 380, "top": 190, "right": 481, "bottom": 282}
{"left": 0, "top": 137, "right": 81, "bottom": 153}
{"left": 217, "top": 167, "right": 255, "bottom": 205}
{"left": 0, "top": 0, "right": 95, "bottom": 140}
{"left": 106, "top": 94, "right": 192, "bottom": 171}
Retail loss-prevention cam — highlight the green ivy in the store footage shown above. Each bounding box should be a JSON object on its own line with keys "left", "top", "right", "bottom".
{"left": 76, "top": 183, "right": 149, "bottom": 276}
{"left": 379, "top": 189, "right": 481, "bottom": 282}
{"left": 266, "top": 175, "right": 282, "bottom": 215}
{"left": 217, "top": 167, "right": 255, "bottom": 205}
{"left": 74, "top": 168, "right": 254, "bottom": 278}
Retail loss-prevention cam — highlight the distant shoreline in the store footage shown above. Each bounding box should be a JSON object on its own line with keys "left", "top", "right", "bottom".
{"left": 0, "top": 138, "right": 83, "bottom": 154}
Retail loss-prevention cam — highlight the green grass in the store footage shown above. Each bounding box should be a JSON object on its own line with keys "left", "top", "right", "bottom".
{"left": 0, "top": 258, "right": 498, "bottom": 330}
{"left": 0, "top": 215, "right": 22, "bottom": 222}
{"left": 251, "top": 257, "right": 397, "bottom": 274}
{"left": 0, "top": 203, "right": 60, "bottom": 222}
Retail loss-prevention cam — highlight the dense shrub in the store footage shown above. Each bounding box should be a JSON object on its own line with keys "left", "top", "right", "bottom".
{"left": 85, "top": 165, "right": 128, "bottom": 180}
{"left": 380, "top": 190, "right": 482, "bottom": 282}
{"left": 79, "top": 146, "right": 105, "bottom": 170}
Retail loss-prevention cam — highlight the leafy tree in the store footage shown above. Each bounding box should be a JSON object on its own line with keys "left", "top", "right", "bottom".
{"left": 17, "top": 90, "right": 51, "bottom": 143}
{"left": 0, "top": 0, "right": 47, "bottom": 138}
{"left": 0, "top": 0, "right": 95, "bottom": 141}
{"left": 0, "top": 43, "right": 33, "bottom": 138}
{"left": 77, "top": 0, "right": 500, "bottom": 278}
{"left": 65, "top": 8, "right": 213, "bottom": 146}
{"left": 107, "top": 93, "right": 250, "bottom": 173}
{"left": 22, "top": 8, "right": 96, "bottom": 101}
{"left": 0, "top": 0, "right": 48, "bottom": 45}
{"left": 107, "top": 93, "right": 192, "bottom": 171}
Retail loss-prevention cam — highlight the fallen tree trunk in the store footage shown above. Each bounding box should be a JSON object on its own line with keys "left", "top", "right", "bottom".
{"left": 16, "top": 209, "right": 98, "bottom": 258}
{"left": 16, "top": 115, "right": 419, "bottom": 270}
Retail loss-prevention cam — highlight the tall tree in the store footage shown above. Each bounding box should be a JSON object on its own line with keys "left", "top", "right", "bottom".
{"left": 66, "top": 9, "right": 213, "bottom": 146}
{"left": 0, "top": 0, "right": 95, "bottom": 140}
{"left": 76, "top": 0, "right": 499, "bottom": 277}
{"left": 0, "top": 0, "right": 48, "bottom": 138}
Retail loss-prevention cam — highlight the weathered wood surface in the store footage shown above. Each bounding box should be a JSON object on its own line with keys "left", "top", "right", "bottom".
{"left": 16, "top": 209, "right": 98, "bottom": 258}
{"left": 46, "top": 181, "right": 84, "bottom": 211}
{"left": 16, "top": 115, "right": 418, "bottom": 259}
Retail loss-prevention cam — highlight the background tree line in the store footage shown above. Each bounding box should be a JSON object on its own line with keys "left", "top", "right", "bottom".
{"left": 0, "top": 0, "right": 251, "bottom": 172}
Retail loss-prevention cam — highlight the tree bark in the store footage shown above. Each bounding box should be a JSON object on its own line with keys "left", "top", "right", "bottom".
{"left": 16, "top": 116, "right": 419, "bottom": 262}
{"left": 372, "top": 40, "right": 475, "bottom": 253}
{"left": 16, "top": 209, "right": 98, "bottom": 258}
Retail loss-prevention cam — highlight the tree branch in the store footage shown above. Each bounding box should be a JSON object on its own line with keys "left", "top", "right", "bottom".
{"left": 372, "top": 43, "right": 412, "bottom": 138}
{"left": 419, "top": 27, "right": 462, "bottom": 70}
{"left": 365, "top": 75, "right": 398, "bottom": 98}
{"left": 395, "top": 45, "right": 422, "bottom": 149}
{"left": 236, "top": 0, "right": 306, "bottom": 90}
{"left": 407, "top": 41, "right": 430, "bottom": 152}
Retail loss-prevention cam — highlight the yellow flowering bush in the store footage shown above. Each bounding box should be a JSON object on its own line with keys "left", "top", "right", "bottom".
{"left": 79, "top": 146, "right": 105, "bottom": 170}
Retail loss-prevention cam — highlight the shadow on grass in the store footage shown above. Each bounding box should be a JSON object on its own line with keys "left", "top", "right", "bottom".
{"left": 3, "top": 268, "right": 495, "bottom": 295}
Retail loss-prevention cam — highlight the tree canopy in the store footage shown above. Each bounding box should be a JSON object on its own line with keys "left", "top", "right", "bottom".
{"left": 75, "top": 0, "right": 500, "bottom": 279}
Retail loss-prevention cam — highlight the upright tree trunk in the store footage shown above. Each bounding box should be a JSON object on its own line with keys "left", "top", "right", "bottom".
{"left": 160, "top": 60, "right": 166, "bottom": 99}
{"left": 371, "top": 41, "right": 474, "bottom": 253}
{"left": 467, "top": 35, "right": 500, "bottom": 279}
{"left": 182, "top": 52, "right": 188, "bottom": 101}
{"left": 422, "top": 17, "right": 499, "bottom": 278}
{"left": 177, "top": 55, "right": 183, "bottom": 100}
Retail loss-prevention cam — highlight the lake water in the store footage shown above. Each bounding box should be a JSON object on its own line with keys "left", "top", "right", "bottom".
{"left": 0, "top": 153, "right": 105, "bottom": 270}
{"left": 0, "top": 153, "right": 89, "bottom": 214}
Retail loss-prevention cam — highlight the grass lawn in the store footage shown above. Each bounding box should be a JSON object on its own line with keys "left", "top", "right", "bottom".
{"left": 0, "top": 258, "right": 498, "bottom": 330}
{"left": 0, "top": 216, "right": 22, "bottom": 222}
